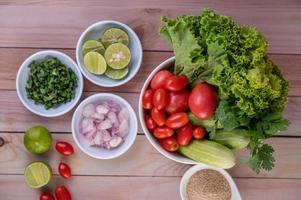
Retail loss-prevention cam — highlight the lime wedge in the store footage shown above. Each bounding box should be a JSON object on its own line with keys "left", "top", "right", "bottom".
{"left": 84, "top": 52, "right": 107, "bottom": 75}
{"left": 104, "top": 43, "right": 131, "bottom": 69}
{"left": 105, "top": 67, "right": 129, "bottom": 80}
{"left": 24, "top": 161, "right": 52, "bottom": 188}
{"left": 82, "top": 40, "right": 105, "bottom": 55}
{"left": 102, "top": 28, "right": 129, "bottom": 48}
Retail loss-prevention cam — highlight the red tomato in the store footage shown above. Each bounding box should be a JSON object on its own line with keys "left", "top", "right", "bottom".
{"left": 150, "top": 70, "right": 173, "bottom": 90}
{"left": 165, "top": 75, "right": 189, "bottom": 92}
{"left": 142, "top": 89, "right": 154, "bottom": 110}
{"left": 40, "top": 192, "right": 55, "bottom": 200}
{"left": 151, "top": 108, "right": 166, "bottom": 126}
{"left": 188, "top": 83, "right": 217, "bottom": 119}
{"left": 166, "top": 112, "right": 189, "bottom": 129}
{"left": 153, "top": 126, "right": 174, "bottom": 139}
{"left": 177, "top": 123, "right": 193, "bottom": 146}
{"left": 145, "top": 115, "right": 157, "bottom": 130}
{"left": 153, "top": 89, "right": 169, "bottom": 110}
{"left": 159, "top": 136, "right": 179, "bottom": 152}
{"left": 58, "top": 162, "right": 72, "bottom": 179}
{"left": 166, "top": 89, "right": 189, "bottom": 114}
{"left": 55, "top": 141, "right": 74, "bottom": 156}
{"left": 193, "top": 127, "right": 206, "bottom": 139}
{"left": 55, "top": 186, "right": 71, "bottom": 200}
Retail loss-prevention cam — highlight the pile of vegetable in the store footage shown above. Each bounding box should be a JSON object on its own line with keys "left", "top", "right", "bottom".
{"left": 144, "top": 9, "right": 289, "bottom": 173}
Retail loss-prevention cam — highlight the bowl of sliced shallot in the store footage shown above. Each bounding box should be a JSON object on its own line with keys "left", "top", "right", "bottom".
{"left": 71, "top": 93, "right": 138, "bottom": 159}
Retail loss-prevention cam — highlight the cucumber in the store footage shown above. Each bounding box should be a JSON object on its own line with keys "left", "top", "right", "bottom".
{"left": 178, "top": 139, "right": 235, "bottom": 169}
{"left": 211, "top": 129, "right": 250, "bottom": 150}
{"left": 188, "top": 112, "right": 222, "bottom": 129}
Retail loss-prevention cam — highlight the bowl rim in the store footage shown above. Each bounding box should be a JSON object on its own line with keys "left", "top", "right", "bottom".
{"left": 76, "top": 20, "right": 143, "bottom": 87}
{"left": 71, "top": 93, "right": 138, "bottom": 159}
{"left": 16, "top": 50, "right": 84, "bottom": 117}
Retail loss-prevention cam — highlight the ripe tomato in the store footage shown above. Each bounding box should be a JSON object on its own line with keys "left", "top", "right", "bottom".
{"left": 153, "top": 126, "right": 174, "bottom": 139}
{"left": 159, "top": 136, "right": 179, "bottom": 152}
{"left": 55, "top": 141, "right": 74, "bottom": 156}
{"left": 193, "top": 127, "right": 206, "bottom": 139}
{"left": 145, "top": 115, "right": 157, "bottom": 130}
{"left": 166, "top": 112, "right": 189, "bottom": 129}
{"left": 165, "top": 75, "right": 189, "bottom": 92}
{"left": 188, "top": 83, "right": 217, "bottom": 119}
{"left": 55, "top": 186, "right": 71, "bottom": 200}
{"left": 166, "top": 89, "right": 189, "bottom": 114}
{"left": 142, "top": 89, "right": 154, "bottom": 110}
{"left": 177, "top": 123, "right": 193, "bottom": 146}
{"left": 151, "top": 108, "right": 166, "bottom": 126}
{"left": 150, "top": 70, "right": 173, "bottom": 90}
{"left": 40, "top": 192, "right": 55, "bottom": 200}
{"left": 58, "top": 162, "right": 72, "bottom": 179}
{"left": 153, "top": 89, "right": 169, "bottom": 110}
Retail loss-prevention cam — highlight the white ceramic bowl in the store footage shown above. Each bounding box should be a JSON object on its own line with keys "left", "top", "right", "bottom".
{"left": 16, "top": 50, "right": 83, "bottom": 117}
{"left": 71, "top": 93, "right": 138, "bottom": 159}
{"left": 76, "top": 20, "right": 143, "bottom": 87}
{"left": 180, "top": 165, "right": 241, "bottom": 200}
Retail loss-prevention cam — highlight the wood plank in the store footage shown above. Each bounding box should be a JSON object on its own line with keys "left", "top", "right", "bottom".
{"left": 0, "top": 175, "right": 301, "bottom": 200}
{"left": 0, "top": 48, "right": 300, "bottom": 96}
{"left": 0, "top": 91, "right": 299, "bottom": 136}
{"left": 0, "top": 133, "right": 300, "bottom": 179}
{"left": 0, "top": 2, "right": 301, "bottom": 53}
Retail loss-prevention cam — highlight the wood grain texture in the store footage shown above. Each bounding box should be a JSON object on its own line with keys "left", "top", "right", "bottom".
{"left": 1, "top": 133, "right": 301, "bottom": 179}
{"left": 0, "top": 1, "right": 301, "bottom": 53}
{"left": 0, "top": 48, "right": 300, "bottom": 95}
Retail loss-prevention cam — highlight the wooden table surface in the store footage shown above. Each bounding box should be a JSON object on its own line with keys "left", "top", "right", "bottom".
{"left": 0, "top": 0, "right": 301, "bottom": 199}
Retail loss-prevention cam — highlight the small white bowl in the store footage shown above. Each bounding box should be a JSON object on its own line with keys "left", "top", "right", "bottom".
{"left": 76, "top": 20, "right": 143, "bottom": 87}
{"left": 16, "top": 50, "right": 83, "bottom": 117}
{"left": 180, "top": 165, "right": 241, "bottom": 200}
{"left": 71, "top": 93, "right": 138, "bottom": 159}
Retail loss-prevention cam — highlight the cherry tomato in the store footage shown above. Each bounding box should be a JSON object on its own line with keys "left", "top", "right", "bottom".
{"left": 189, "top": 83, "right": 217, "bottom": 119}
{"left": 165, "top": 75, "right": 189, "bottom": 92}
{"left": 40, "top": 192, "right": 55, "bottom": 200}
{"left": 166, "top": 89, "right": 189, "bottom": 114}
{"left": 153, "top": 89, "right": 169, "bottom": 110}
{"left": 145, "top": 115, "right": 157, "bottom": 130}
{"left": 153, "top": 126, "right": 174, "bottom": 139}
{"left": 58, "top": 162, "right": 72, "bottom": 179}
{"left": 150, "top": 70, "right": 173, "bottom": 90}
{"left": 142, "top": 89, "right": 154, "bottom": 110}
{"left": 177, "top": 123, "right": 193, "bottom": 146}
{"left": 193, "top": 127, "right": 206, "bottom": 139}
{"left": 159, "top": 136, "right": 179, "bottom": 152}
{"left": 55, "top": 186, "right": 71, "bottom": 200}
{"left": 55, "top": 141, "right": 74, "bottom": 156}
{"left": 151, "top": 108, "right": 166, "bottom": 126}
{"left": 166, "top": 112, "right": 189, "bottom": 129}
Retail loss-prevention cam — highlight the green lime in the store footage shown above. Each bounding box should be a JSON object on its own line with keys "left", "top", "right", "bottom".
{"left": 82, "top": 40, "right": 105, "bottom": 55}
{"left": 104, "top": 43, "right": 131, "bottom": 69}
{"left": 24, "top": 161, "right": 52, "bottom": 188}
{"left": 84, "top": 52, "right": 107, "bottom": 75}
{"left": 105, "top": 67, "right": 129, "bottom": 80}
{"left": 24, "top": 126, "right": 52, "bottom": 154}
{"left": 102, "top": 28, "right": 129, "bottom": 48}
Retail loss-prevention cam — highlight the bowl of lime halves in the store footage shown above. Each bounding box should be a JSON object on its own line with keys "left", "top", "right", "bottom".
{"left": 76, "top": 20, "right": 143, "bottom": 87}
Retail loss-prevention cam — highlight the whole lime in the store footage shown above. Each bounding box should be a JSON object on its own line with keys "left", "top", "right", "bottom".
{"left": 24, "top": 126, "right": 52, "bottom": 154}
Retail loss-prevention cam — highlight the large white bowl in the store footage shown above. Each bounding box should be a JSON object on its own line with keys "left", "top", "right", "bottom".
{"left": 16, "top": 50, "right": 83, "bottom": 117}
{"left": 139, "top": 57, "right": 203, "bottom": 164}
{"left": 76, "top": 20, "right": 143, "bottom": 87}
{"left": 71, "top": 93, "right": 138, "bottom": 159}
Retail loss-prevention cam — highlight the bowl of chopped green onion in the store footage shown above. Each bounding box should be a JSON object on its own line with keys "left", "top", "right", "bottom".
{"left": 16, "top": 50, "right": 83, "bottom": 117}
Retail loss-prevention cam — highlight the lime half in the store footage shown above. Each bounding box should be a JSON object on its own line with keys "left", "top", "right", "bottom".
{"left": 24, "top": 126, "right": 52, "bottom": 155}
{"left": 24, "top": 161, "right": 52, "bottom": 188}
{"left": 82, "top": 40, "right": 105, "bottom": 55}
{"left": 102, "top": 28, "right": 129, "bottom": 48}
{"left": 105, "top": 67, "right": 129, "bottom": 80}
{"left": 84, "top": 52, "right": 107, "bottom": 75}
{"left": 104, "top": 43, "right": 131, "bottom": 69}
